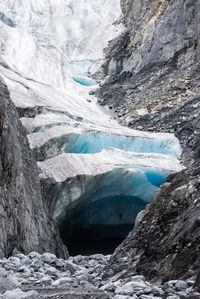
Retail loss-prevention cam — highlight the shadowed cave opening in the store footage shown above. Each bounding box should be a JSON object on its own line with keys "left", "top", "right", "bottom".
{"left": 57, "top": 168, "right": 169, "bottom": 255}
{"left": 60, "top": 195, "right": 146, "bottom": 255}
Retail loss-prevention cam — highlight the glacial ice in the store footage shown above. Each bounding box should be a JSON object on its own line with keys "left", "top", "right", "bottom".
{"left": 39, "top": 148, "right": 183, "bottom": 253}
{"left": 64, "top": 131, "right": 181, "bottom": 156}
{"left": 28, "top": 126, "right": 182, "bottom": 162}
{"left": 0, "top": 0, "right": 123, "bottom": 87}
{"left": 72, "top": 77, "right": 96, "bottom": 86}
{"left": 38, "top": 148, "right": 184, "bottom": 220}
{"left": 70, "top": 59, "right": 104, "bottom": 75}
{"left": 0, "top": 0, "right": 185, "bottom": 253}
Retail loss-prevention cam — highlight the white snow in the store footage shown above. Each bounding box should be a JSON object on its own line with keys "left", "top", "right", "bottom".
{"left": 39, "top": 148, "right": 184, "bottom": 183}
{"left": 0, "top": 0, "right": 123, "bottom": 86}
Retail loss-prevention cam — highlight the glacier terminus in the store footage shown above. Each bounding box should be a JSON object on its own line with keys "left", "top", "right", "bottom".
{"left": 0, "top": 0, "right": 184, "bottom": 254}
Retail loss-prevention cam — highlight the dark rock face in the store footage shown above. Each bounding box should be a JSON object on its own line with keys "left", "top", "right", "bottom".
{"left": 104, "top": 168, "right": 200, "bottom": 282}
{"left": 101, "top": 0, "right": 200, "bottom": 80}
{"left": 97, "top": 0, "right": 200, "bottom": 285}
{"left": 98, "top": 0, "right": 200, "bottom": 120}
{"left": 0, "top": 78, "right": 67, "bottom": 258}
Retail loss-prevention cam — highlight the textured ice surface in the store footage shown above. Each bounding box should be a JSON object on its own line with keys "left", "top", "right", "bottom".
{"left": 38, "top": 148, "right": 184, "bottom": 219}
{"left": 39, "top": 148, "right": 184, "bottom": 253}
{"left": 63, "top": 131, "right": 180, "bottom": 156}
{"left": 27, "top": 123, "right": 182, "bottom": 162}
{"left": 73, "top": 77, "right": 96, "bottom": 86}
{"left": 70, "top": 59, "right": 103, "bottom": 75}
{"left": 0, "top": 0, "right": 123, "bottom": 86}
{"left": 27, "top": 125, "right": 182, "bottom": 163}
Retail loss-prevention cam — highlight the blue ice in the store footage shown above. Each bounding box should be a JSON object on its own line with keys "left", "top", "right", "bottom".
{"left": 64, "top": 131, "right": 179, "bottom": 157}
{"left": 145, "top": 169, "right": 168, "bottom": 187}
{"left": 59, "top": 167, "right": 170, "bottom": 250}
{"left": 72, "top": 77, "right": 96, "bottom": 86}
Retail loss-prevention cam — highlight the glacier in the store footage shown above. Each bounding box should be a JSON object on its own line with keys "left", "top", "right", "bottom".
{"left": 0, "top": 0, "right": 185, "bottom": 253}
{"left": 28, "top": 127, "right": 182, "bottom": 161}
{"left": 38, "top": 148, "right": 183, "bottom": 253}
{"left": 38, "top": 148, "right": 183, "bottom": 220}
{"left": 0, "top": 0, "right": 123, "bottom": 86}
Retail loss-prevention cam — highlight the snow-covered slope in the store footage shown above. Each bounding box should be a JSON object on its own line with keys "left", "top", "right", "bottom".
{"left": 0, "top": 0, "right": 184, "bottom": 242}
{"left": 0, "top": 0, "right": 123, "bottom": 86}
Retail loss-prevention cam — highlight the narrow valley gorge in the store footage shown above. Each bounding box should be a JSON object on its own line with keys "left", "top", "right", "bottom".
{"left": 0, "top": 0, "right": 200, "bottom": 298}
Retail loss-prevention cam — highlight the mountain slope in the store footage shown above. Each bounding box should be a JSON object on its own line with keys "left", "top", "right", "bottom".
{"left": 98, "top": 0, "right": 200, "bottom": 284}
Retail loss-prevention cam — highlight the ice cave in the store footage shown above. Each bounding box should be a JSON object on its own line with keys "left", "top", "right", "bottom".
{"left": 58, "top": 166, "right": 169, "bottom": 255}
{"left": 38, "top": 134, "right": 182, "bottom": 255}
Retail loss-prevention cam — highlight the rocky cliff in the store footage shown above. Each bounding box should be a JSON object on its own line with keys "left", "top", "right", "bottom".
{"left": 0, "top": 78, "right": 67, "bottom": 259}
{"left": 101, "top": 0, "right": 199, "bottom": 82}
{"left": 98, "top": 0, "right": 200, "bottom": 285}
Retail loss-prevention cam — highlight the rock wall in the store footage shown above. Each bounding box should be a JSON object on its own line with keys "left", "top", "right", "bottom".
{"left": 101, "top": 0, "right": 200, "bottom": 79}
{"left": 98, "top": 0, "right": 200, "bottom": 117}
{"left": 102, "top": 94, "right": 200, "bottom": 282}
{"left": 0, "top": 78, "right": 67, "bottom": 258}
{"left": 98, "top": 0, "right": 200, "bottom": 285}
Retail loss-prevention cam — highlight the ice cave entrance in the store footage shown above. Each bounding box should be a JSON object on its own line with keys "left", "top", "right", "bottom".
{"left": 72, "top": 76, "right": 96, "bottom": 86}
{"left": 55, "top": 130, "right": 181, "bottom": 255}
{"left": 58, "top": 167, "right": 170, "bottom": 255}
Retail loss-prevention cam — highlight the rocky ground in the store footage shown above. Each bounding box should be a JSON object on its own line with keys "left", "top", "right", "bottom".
{"left": 0, "top": 252, "right": 200, "bottom": 299}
